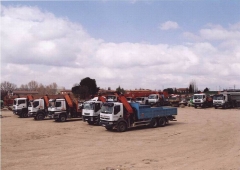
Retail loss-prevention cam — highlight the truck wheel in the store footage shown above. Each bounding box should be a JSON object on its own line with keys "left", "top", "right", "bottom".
{"left": 87, "top": 120, "right": 95, "bottom": 125}
{"left": 158, "top": 117, "right": 166, "bottom": 127}
{"left": 59, "top": 114, "right": 67, "bottom": 122}
{"left": 105, "top": 127, "right": 113, "bottom": 131}
{"left": 117, "top": 121, "right": 127, "bottom": 132}
{"left": 23, "top": 112, "right": 28, "bottom": 118}
{"left": 36, "top": 113, "right": 45, "bottom": 120}
{"left": 215, "top": 106, "right": 218, "bottom": 109}
{"left": 97, "top": 115, "right": 100, "bottom": 125}
{"left": 149, "top": 118, "right": 158, "bottom": 128}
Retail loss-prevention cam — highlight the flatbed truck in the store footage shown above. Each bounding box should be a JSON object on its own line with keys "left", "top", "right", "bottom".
{"left": 100, "top": 94, "right": 177, "bottom": 132}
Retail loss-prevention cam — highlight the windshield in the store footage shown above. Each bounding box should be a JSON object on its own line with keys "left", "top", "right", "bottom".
{"left": 194, "top": 95, "right": 203, "bottom": 99}
{"left": 101, "top": 103, "right": 114, "bottom": 114}
{"left": 149, "top": 95, "right": 157, "bottom": 99}
{"left": 55, "top": 101, "right": 61, "bottom": 107}
{"left": 136, "top": 97, "right": 141, "bottom": 101}
{"left": 33, "top": 101, "right": 39, "bottom": 108}
{"left": 213, "top": 95, "right": 223, "bottom": 100}
{"left": 49, "top": 101, "right": 55, "bottom": 107}
{"left": 83, "top": 103, "right": 94, "bottom": 110}
{"left": 107, "top": 96, "right": 116, "bottom": 101}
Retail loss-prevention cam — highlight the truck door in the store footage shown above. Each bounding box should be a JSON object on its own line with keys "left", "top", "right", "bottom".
{"left": 18, "top": 99, "right": 27, "bottom": 109}
{"left": 113, "top": 105, "right": 123, "bottom": 121}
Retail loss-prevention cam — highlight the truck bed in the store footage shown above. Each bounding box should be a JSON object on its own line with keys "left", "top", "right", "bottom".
{"left": 130, "top": 103, "right": 177, "bottom": 119}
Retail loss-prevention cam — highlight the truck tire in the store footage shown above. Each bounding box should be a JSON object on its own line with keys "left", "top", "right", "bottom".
{"left": 87, "top": 120, "right": 95, "bottom": 125}
{"left": 59, "top": 114, "right": 67, "bottom": 122}
{"left": 149, "top": 118, "right": 158, "bottom": 128}
{"left": 21, "top": 108, "right": 28, "bottom": 118}
{"left": 215, "top": 106, "right": 218, "bottom": 109}
{"left": 36, "top": 113, "right": 45, "bottom": 120}
{"left": 105, "top": 127, "right": 113, "bottom": 131}
{"left": 158, "top": 117, "right": 166, "bottom": 127}
{"left": 117, "top": 121, "right": 127, "bottom": 132}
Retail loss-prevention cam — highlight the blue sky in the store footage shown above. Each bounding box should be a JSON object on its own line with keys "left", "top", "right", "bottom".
{"left": 1, "top": 0, "right": 240, "bottom": 91}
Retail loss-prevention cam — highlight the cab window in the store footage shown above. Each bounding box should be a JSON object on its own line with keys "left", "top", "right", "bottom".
{"left": 114, "top": 105, "right": 120, "bottom": 115}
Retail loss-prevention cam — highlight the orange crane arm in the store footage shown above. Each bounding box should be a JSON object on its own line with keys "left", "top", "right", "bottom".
{"left": 115, "top": 93, "right": 134, "bottom": 114}
{"left": 98, "top": 96, "right": 106, "bottom": 102}
{"left": 43, "top": 95, "right": 49, "bottom": 107}
{"left": 64, "top": 94, "right": 73, "bottom": 108}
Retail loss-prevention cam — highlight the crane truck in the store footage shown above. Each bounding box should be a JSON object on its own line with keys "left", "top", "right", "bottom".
{"left": 213, "top": 91, "right": 240, "bottom": 109}
{"left": 193, "top": 93, "right": 213, "bottom": 108}
{"left": 48, "top": 94, "right": 82, "bottom": 122}
{"left": 28, "top": 95, "right": 50, "bottom": 120}
{"left": 82, "top": 96, "right": 106, "bottom": 125}
{"left": 12, "top": 95, "right": 34, "bottom": 118}
{"left": 100, "top": 93, "right": 177, "bottom": 132}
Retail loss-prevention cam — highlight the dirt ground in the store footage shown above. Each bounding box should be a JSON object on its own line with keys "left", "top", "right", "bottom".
{"left": 1, "top": 107, "right": 240, "bottom": 170}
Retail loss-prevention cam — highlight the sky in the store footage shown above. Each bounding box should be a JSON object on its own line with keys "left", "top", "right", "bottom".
{"left": 1, "top": 0, "right": 240, "bottom": 91}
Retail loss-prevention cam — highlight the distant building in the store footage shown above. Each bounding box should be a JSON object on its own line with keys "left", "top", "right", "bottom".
{"left": 60, "top": 90, "right": 72, "bottom": 95}
{"left": 12, "top": 91, "right": 39, "bottom": 96}
{"left": 176, "top": 88, "right": 189, "bottom": 94}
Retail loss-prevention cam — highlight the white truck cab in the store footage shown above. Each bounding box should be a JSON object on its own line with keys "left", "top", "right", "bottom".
{"left": 82, "top": 100, "right": 103, "bottom": 125}
{"left": 135, "top": 97, "right": 148, "bottom": 105}
{"left": 48, "top": 98, "right": 66, "bottom": 118}
{"left": 13, "top": 98, "right": 28, "bottom": 115}
{"left": 100, "top": 102, "right": 123, "bottom": 124}
{"left": 28, "top": 99, "right": 45, "bottom": 117}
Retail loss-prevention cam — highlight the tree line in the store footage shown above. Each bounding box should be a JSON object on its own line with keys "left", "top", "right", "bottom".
{"left": 1, "top": 81, "right": 61, "bottom": 99}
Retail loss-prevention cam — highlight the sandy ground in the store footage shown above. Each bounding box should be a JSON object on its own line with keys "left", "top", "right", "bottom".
{"left": 1, "top": 107, "right": 240, "bottom": 170}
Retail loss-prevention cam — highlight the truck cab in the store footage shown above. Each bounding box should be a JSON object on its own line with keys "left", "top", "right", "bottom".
{"left": 135, "top": 97, "right": 148, "bottom": 105}
{"left": 148, "top": 94, "right": 164, "bottom": 106}
{"left": 82, "top": 100, "right": 102, "bottom": 125}
{"left": 13, "top": 98, "right": 27, "bottom": 115}
{"left": 48, "top": 98, "right": 66, "bottom": 118}
{"left": 28, "top": 98, "right": 45, "bottom": 117}
{"left": 213, "top": 93, "right": 234, "bottom": 109}
{"left": 193, "top": 93, "right": 212, "bottom": 108}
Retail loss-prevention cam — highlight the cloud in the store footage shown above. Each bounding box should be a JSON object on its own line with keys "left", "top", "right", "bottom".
{"left": 159, "top": 21, "right": 179, "bottom": 30}
{"left": 1, "top": 5, "right": 240, "bottom": 91}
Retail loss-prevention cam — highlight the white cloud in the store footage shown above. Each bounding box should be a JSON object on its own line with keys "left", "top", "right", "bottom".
{"left": 1, "top": 5, "right": 240, "bottom": 91}
{"left": 159, "top": 21, "right": 179, "bottom": 30}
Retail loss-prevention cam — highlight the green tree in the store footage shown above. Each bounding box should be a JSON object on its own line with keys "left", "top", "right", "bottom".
{"left": 72, "top": 77, "right": 99, "bottom": 100}
{"left": 203, "top": 87, "right": 209, "bottom": 93}
{"left": 189, "top": 80, "right": 197, "bottom": 93}
{"left": 116, "top": 85, "right": 125, "bottom": 94}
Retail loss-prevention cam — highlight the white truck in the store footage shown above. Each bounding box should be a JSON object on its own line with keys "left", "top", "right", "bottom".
{"left": 193, "top": 93, "right": 213, "bottom": 108}
{"left": 12, "top": 95, "right": 34, "bottom": 118}
{"left": 28, "top": 95, "right": 50, "bottom": 120}
{"left": 135, "top": 97, "right": 149, "bottom": 105}
{"left": 48, "top": 94, "right": 82, "bottom": 122}
{"left": 82, "top": 96, "right": 106, "bottom": 125}
{"left": 213, "top": 91, "right": 240, "bottom": 109}
{"left": 100, "top": 94, "right": 177, "bottom": 132}
{"left": 148, "top": 94, "right": 164, "bottom": 106}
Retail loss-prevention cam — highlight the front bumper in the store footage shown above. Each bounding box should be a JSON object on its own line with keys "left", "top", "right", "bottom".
{"left": 12, "top": 109, "right": 22, "bottom": 115}
{"left": 82, "top": 115, "right": 98, "bottom": 122}
{"left": 99, "top": 120, "right": 117, "bottom": 128}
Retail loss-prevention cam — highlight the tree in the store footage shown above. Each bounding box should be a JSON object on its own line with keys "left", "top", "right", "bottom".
{"left": 203, "top": 87, "right": 209, "bottom": 93}
{"left": 72, "top": 77, "right": 99, "bottom": 100}
{"left": 1, "top": 81, "right": 17, "bottom": 99}
{"left": 116, "top": 86, "right": 125, "bottom": 94}
{"left": 28, "top": 80, "right": 39, "bottom": 91}
{"left": 80, "top": 77, "right": 99, "bottom": 96}
{"left": 163, "top": 88, "right": 174, "bottom": 94}
{"left": 189, "top": 80, "right": 198, "bottom": 93}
